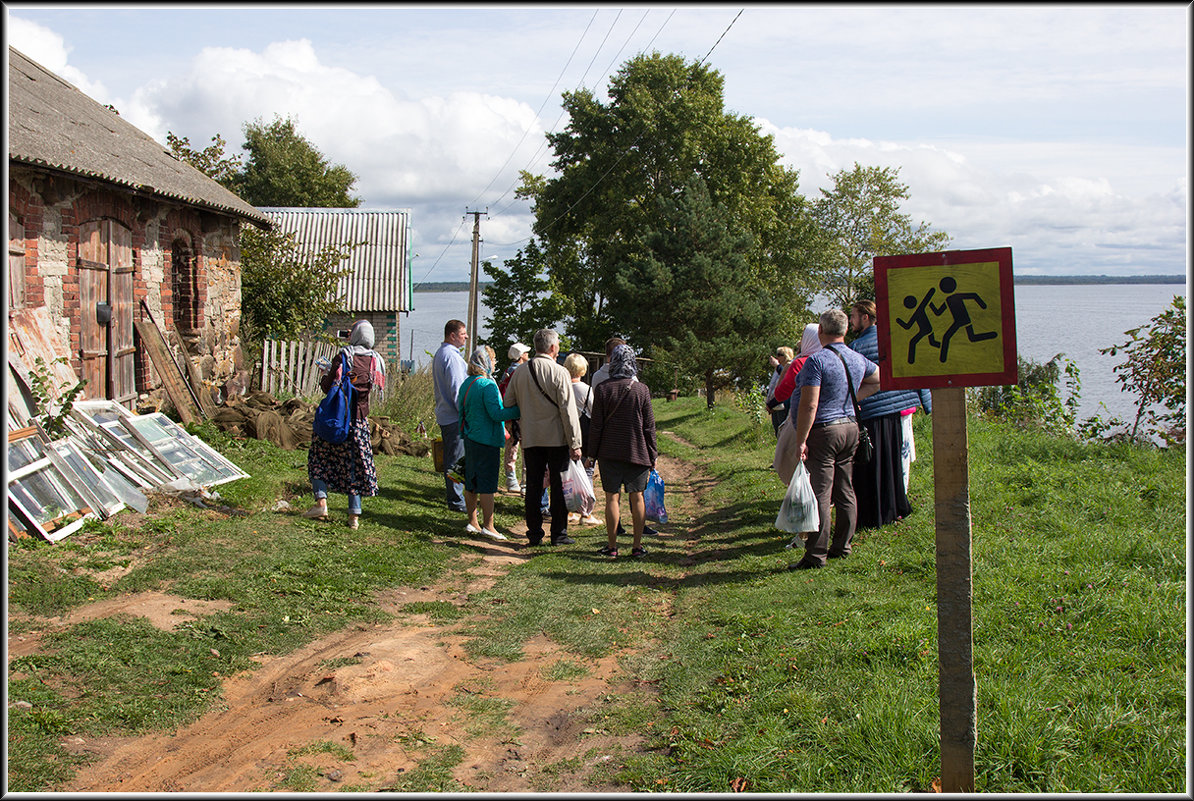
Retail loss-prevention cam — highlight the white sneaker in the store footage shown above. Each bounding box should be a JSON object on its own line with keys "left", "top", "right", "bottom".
{"left": 480, "top": 528, "right": 509, "bottom": 541}
{"left": 580, "top": 514, "right": 603, "bottom": 526}
{"left": 506, "top": 479, "right": 522, "bottom": 493}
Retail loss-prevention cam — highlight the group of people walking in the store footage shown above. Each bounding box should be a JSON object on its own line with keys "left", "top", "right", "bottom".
{"left": 430, "top": 321, "right": 658, "bottom": 557}
{"left": 302, "top": 306, "right": 923, "bottom": 573}
{"left": 766, "top": 302, "right": 930, "bottom": 570}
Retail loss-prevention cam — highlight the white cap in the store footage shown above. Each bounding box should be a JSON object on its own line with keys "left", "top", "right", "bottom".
{"left": 508, "top": 342, "right": 530, "bottom": 360}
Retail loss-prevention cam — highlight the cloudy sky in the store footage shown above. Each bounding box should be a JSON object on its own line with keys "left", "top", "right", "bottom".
{"left": 5, "top": 4, "right": 1188, "bottom": 283}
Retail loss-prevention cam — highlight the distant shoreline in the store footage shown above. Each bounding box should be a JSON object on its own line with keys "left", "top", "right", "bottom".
{"left": 413, "top": 281, "right": 492, "bottom": 292}
{"left": 413, "top": 276, "right": 1185, "bottom": 292}
{"left": 1012, "top": 275, "right": 1185, "bottom": 285}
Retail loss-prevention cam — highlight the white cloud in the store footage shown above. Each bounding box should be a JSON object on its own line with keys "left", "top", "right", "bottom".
{"left": 6, "top": 16, "right": 112, "bottom": 104}
{"left": 120, "top": 39, "right": 551, "bottom": 277}
{"left": 762, "top": 121, "right": 1187, "bottom": 276}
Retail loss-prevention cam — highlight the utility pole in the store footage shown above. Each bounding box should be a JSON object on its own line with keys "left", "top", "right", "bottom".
{"left": 465, "top": 209, "right": 486, "bottom": 343}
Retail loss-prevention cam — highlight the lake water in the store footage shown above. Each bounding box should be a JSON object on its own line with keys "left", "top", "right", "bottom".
{"left": 403, "top": 284, "right": 1185, "bottom": 425}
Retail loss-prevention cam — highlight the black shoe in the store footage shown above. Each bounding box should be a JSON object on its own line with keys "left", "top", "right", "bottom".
{"left": 615, "top": 522, "right": 626, "bottom": 536}
{"left": 789, "top": 558, "right": 823, "bottom": 570}
{"left": 643, "top": 525, "right": 658, "bottom": 537}
{"left": 527, "top": 533, "right": 544, "bottom": 546}
{"left": 827, "top": 551, "right": 849, "bottom": 560}
{"left": 551, "top": 535, "right": 575, "bottom": 545}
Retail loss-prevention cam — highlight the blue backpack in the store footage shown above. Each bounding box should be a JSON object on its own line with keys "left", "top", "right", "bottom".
{"left": 313, "top": 352, "right": 354, "bottom": 443}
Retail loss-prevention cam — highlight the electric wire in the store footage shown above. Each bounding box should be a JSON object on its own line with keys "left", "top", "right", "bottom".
{"left": 497, "top": 8, "right": 744, "bottom": 253}
{"left": 487, "top": 9, "right": 674, "bottom": 239}
{"left": 465, "top": 9, "right": 600, "bottom": 212}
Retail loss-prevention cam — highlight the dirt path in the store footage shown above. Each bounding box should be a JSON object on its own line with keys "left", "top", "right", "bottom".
{"left": 14, "top": 442, "right": 709, "bottom": 793}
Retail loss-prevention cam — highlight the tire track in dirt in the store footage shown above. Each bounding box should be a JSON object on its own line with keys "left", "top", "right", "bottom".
{"left": 40, "top": 448, "right": 716, "bottom": 793}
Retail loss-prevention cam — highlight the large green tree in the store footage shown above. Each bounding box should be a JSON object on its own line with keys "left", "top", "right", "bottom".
{"left": 813, "top": 163, "right": 951, "bottom": 309}
{"left": 524, "top": 52, "right": 819, "bottom": 372}
{"left": 481, "top": 238, "right": 568, "bottom": 357}
{"left": 615, "top": 174, "right": 787, "bottom": 407}
{"left": 232, "top": 116, "right": 361, "bottom": 208}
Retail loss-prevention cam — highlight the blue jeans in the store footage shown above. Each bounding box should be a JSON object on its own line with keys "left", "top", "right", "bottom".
{"left": 440, "top": 420, "right": 467, "bottom": 512}
{"left": 312, "top": 479, "right": 361, "bottom": 515}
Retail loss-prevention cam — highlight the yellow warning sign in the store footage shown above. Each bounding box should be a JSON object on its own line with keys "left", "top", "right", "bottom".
{"left": 875, "top": 248, "right": 1017, "bottom": 390}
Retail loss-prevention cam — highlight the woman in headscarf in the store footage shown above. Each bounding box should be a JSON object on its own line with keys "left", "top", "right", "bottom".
{"left": 772, "top": 322, "right": 823, "bottom": 486}
{"left": 305, "top": 319, "right": 387, "bottom": 529}
{"left": 456, "top": 345, "right": 520, "bottom": 541}
{"left": 585, "top": 344, "right": 657, "bottom": 558}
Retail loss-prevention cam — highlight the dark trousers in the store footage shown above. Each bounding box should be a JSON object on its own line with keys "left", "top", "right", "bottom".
{"left": 523, "top": 445, "right": 570, "bottom": 542}
{"left": 440, "top": 421, "right": 466, "bottom": 512}
{"left": 804, "top": 422, "right": 859, "bottom": 566}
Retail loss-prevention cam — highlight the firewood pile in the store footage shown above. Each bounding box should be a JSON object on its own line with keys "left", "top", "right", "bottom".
{"left": 208, "top": 390, "right": 431, "bottom": 457}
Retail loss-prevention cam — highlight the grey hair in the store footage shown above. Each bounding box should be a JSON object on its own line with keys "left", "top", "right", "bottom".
{"left": 533, "top": 328, "right": 559, "bottom": 354}
{"left": 819, "top": 309, "right": 849, "bottom": 338}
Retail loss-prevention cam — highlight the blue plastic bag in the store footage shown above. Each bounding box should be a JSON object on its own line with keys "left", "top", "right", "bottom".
{"left": 312, "top": 353, "right": 354, "bottom": 444}
{"left": 644, "top": 468, "right": 667, "bottom": 523}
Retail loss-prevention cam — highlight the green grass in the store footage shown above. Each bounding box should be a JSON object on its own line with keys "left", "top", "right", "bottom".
{"left": 5, "top": 394, "right": 1185, "bottom": 793}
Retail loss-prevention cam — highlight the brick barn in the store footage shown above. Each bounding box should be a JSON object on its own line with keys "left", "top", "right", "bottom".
{"left": 7, "top": 46, "right": 270, "bottom": 410}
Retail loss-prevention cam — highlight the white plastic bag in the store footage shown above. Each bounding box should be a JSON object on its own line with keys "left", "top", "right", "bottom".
{"left": 775, "top": 460, "right": 819, "bottom": 534}
{"left": 561, "top": 459, "right": 596, "bottom": 516}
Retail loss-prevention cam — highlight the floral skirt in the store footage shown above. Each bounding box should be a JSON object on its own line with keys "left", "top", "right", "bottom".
{"left": 308, "top": 418, "right": 378, "bottom": 497}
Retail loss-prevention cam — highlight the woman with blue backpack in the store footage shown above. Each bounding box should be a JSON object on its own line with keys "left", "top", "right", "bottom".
{"left": 305, "top": 320, "right": 386, "bottom": 529}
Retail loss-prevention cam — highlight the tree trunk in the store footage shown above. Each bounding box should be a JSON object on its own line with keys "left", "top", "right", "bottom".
{"left": 932, "top": 387, "right": 976, "bottom": 792}
{"left": 705, "top": 369, "right": 716, "bottom": 409}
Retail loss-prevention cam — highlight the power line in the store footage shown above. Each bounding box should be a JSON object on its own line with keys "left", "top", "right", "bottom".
{"left": 495, "top": 9, "right": 745, "bottom": 252}
{"left": 467, "top": 9, "right": 601, "bottom": 211}
{"left": 413, "top": 213, "right": 470, "bottom": 286}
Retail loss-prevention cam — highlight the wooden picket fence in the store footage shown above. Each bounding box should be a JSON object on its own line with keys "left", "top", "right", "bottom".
{"left": 259, "top": 337, "right": 403, "bottom": 402}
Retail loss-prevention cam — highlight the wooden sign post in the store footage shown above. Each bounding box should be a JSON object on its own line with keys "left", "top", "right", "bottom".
{"left": 874, "top": 247, "right": 1017, "bottom": 793}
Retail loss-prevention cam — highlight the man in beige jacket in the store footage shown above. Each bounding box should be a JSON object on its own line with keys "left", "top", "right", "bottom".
{"left": 502, "top": 329, "right": 583, "bottom": 546}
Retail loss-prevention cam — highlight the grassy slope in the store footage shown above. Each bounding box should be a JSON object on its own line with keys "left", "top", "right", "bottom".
{"left": 5, "top": 396, "right": 1186, "bottom": 792}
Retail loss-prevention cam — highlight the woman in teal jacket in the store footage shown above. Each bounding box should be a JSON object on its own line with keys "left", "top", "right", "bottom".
{"left": 456, "top": 346, "right": 520, "bottom": 541}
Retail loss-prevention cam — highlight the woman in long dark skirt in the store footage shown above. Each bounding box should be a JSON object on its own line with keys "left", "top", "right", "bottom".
{"left": 305, "top": 320, "right": 386, "bottom": 529}
{"left": 848, "top": 300, "right": 930, "bottom": 529}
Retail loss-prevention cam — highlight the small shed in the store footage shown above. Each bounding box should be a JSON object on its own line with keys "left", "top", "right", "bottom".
{"left": 258, "top": 207, "right": 413, "bottom": 362}
{"left": 7, "top": 46, "right": 270, "bottom": 413}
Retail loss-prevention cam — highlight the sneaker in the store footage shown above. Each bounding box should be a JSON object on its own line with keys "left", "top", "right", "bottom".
{"left": 630, "top": 546, "right": 648, "bottom": 558}
{"left": 527, "top": 533, "right": 544, "bottom": 546}
{"left": 567, "top": 512, "right": 581, "bottom": 525}
{"left": 303, "top": 503, "right": 329, "bottom": 521}
{"left": 347, "top": 514, "right": 360, "bottom": 530}
{"left": 580, "top": 514, "right": 603, "bottom": 526}
{"left": 784, "top": 536, "right": 804, "bottom": 550}
{"left": 643, "top": 525, "right": 659, "bottom": 537}
{"left": 551, "top": 535, "right": 576, "bottom": 546}
{"left": 597, "top": 545, "right": 618, "bottom": 558}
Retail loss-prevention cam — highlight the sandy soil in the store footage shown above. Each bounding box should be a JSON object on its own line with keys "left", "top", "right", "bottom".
{"left": 10, "top": 442, "right": 705, "bottom": 793}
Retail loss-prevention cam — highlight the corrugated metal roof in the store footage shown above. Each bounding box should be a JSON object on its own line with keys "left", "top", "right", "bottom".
{"left": 260, "top": 208, "right": 413, "bottom": 312}
{"left": 7, "top": 47, "right": 269, "bottom": 228}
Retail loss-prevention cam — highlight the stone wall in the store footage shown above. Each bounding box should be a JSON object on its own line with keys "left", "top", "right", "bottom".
{"left": 8, "top": 166, "right": 250, "bottom": 404}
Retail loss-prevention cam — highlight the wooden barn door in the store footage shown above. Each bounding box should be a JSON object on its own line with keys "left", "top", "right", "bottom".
{"left": 79, "top": 220, "right": 136, "bottom": 408}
